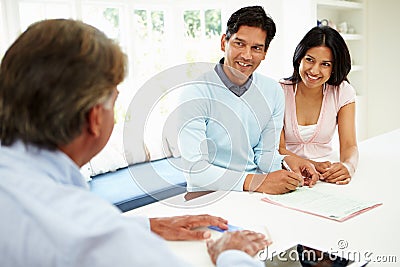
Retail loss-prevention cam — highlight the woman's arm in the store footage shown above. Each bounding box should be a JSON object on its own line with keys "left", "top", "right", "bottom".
{"left": 321, "top": 102, "right": 359, "bottom": 184}
{"left": 338, "top": 102, "right": 359, "bottom": 175}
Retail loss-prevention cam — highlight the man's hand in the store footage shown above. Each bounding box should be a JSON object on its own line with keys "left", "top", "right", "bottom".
{"left": 312, "top": 160, "right": 332, "bottom": 174}
{"left": 245, "top": 170, "right": 303, "bottom": 194}
{"left": 149, "top": 214, "right": 228, "bottom": 241}
{"left": 206, "top": 230, "right": 271, "bottom": 264}
{"left": 284, "top": 155, "right": 319, "bottom": 187}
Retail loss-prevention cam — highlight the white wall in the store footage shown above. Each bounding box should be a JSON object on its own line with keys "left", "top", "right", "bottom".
{"left": 366, "top": 0, "right": 400, "bottom": 137}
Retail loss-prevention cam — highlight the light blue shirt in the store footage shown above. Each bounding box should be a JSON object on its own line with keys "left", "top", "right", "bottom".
{"left": 177, "top": 69, "right": 285, "bottom": 192}
{"left": 0, "top": 141, "right": 263, "bottom": 267}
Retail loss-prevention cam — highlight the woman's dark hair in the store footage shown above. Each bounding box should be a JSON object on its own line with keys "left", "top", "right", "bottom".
{"left": 286, "top": 26, "right": 351, "bottom": 86}
{"left": 225, "top": 6, "right": 276, "bottom": 50}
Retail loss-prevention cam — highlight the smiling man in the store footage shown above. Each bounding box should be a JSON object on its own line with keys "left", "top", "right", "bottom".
{"left": 220, "top": 25, "right": 267, "bottom": 86}
{"left": 176, "top": 6, "right": 318, "bottom": 195}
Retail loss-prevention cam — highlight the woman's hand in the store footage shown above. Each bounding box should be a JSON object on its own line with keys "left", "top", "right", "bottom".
{"left": 312, "top": 161, "right": 332, "bottom": 174}
{"left": 319, "top": 162, "right": 352, "bottom": 185}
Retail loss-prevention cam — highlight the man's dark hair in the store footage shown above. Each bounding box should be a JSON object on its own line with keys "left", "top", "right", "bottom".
{"left": 225, "top": 6, "right": 276, "bottom": 50}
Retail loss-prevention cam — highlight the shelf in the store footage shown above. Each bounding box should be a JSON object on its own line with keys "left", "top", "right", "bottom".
{"left": 316, "top": 0, "right": 366, "bottom": 136}
{"left": 317, "top": 0, "right": 363, "bottom": 10}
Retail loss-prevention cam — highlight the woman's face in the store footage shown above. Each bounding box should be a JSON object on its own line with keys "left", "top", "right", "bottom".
{"left": 299, "top": 46, "right": 333, "bottom": 90}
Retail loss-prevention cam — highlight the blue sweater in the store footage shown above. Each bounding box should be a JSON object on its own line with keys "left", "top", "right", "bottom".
{"left": 176, "top": 69, "right": 285, "bottom": 192}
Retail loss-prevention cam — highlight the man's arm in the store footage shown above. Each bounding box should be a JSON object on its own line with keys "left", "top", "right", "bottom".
{"left": 178, "top": 114, "right": 248, "bottom": 191}
{"left": 253, "top": 81, "right": 285, "bottom": 173}
{"left": 175, "top": 83, "right": 248, "bottom": 192}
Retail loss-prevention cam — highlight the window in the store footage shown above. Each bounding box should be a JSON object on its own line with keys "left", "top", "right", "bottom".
{"left": 131, "top": 8, "right": 167, "bottom": 92}
{"left": 184, "top": 10, "right": 201, "bottom": 38}
{"left": 205, "top": 9, "right": 221, "bottom": 38}
{"left": 82, "top": 5, "right": 122, "bottom": 42}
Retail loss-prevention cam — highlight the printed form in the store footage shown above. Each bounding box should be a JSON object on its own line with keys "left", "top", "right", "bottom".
{"left": 262, "top": 186, "right": 382, "bottom": 222}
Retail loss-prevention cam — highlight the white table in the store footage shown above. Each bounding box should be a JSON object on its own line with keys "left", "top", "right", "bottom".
{"left": 125, "top": 129, "right": 400, "bottom": 266}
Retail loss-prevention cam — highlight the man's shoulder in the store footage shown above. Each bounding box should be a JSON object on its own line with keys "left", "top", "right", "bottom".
{"left": 251, "top": 73, "right": 282, "bottom": 95}
{"left": 182, "top": 69, "right": 223, "bottom": 93}
{"left": 175, "top": 69, "right": 222, "bottom": 104}
{"left": 252, "top": 73, "right": 280, "bottom": 88}
{"left": 201, "top": 68, "right": 222, "bottom": 83}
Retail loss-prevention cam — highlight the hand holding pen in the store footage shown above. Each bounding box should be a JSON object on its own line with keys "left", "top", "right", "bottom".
{"left": 282, "top": 156, "right": 319, "bottom": 187}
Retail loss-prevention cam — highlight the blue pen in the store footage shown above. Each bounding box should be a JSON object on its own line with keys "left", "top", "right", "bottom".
{"left": 208, "top": 224, "right": 243, "bottom": 232}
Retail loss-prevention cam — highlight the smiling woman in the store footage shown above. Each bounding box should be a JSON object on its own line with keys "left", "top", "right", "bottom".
{"left": 279, "top": 25, "right": 358, "bottom": 185}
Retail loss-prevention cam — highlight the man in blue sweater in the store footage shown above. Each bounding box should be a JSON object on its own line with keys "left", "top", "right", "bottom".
{"left": 176, "top": 6, "right": 319, "bottom": 194}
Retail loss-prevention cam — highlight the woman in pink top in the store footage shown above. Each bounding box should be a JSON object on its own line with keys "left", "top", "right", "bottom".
{"left": 279, "top": 26, "right": 358, "bottom": 185}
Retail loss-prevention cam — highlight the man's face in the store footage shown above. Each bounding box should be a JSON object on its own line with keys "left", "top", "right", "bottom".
{"left": 221, "top": 25, "right": 267, "bottom": 85}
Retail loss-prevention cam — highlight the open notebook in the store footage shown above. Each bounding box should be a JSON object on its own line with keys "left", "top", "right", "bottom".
{"left": 262, "top": 186, "right": 382, "bottom": 222}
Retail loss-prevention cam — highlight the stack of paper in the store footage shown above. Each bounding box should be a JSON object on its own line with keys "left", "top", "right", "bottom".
{"left": 262, "top": 187, "right": 382, "bottom": 222}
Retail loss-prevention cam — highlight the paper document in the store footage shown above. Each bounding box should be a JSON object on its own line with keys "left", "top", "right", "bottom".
{"left": 262, "top": 187, "right": 382, "bottom": 222}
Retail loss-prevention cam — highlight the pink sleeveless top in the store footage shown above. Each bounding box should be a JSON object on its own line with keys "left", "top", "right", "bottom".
{"left": 280, "top": 80, "right": 356, "bottom": 159}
